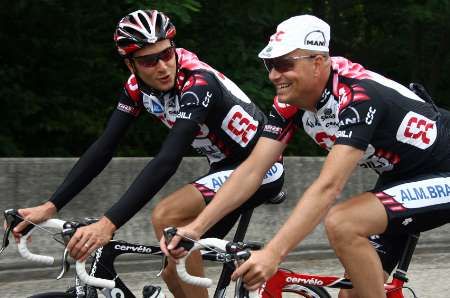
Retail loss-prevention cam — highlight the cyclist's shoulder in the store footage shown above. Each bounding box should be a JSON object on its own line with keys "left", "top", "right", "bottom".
{"left": 176, "top": 48, "right": 222, "bottom": 84}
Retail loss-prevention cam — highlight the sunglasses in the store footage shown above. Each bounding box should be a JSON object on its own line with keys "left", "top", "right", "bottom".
{"left": 263, "top": 55, "right": 318, "bottom": 72}
{"left": 132, "top": 46, "right": 175, "bottom": 68}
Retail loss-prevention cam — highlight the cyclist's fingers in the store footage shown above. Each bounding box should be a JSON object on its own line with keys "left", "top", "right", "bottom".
{"left": 78, "top": 242, "right": 96, "bottom": 262}
{"left": 71, "top": 237, "right": 91, "bottom": 261}
{"left": 242, "top": 272, "right": 265, "bottom": 291}
{"left": 231, "top": 261, "right": 250, "bottom": 281}
{"left": 167, "top": 235, "right": 181, "bottom": 250}
{"left": 169, "top": 246, "right": 187, "bottom": 259}
{"left": 244, "top": 280, "right": 264, "bottom": 292}
{"left": 160, "top": 237, "right": 170, "bottom": 255}
{"left": 12, "top": 221, "right": 31, "bottom": 243}
{"left": 13, "top": 220, "right": 30, "bottom": 234}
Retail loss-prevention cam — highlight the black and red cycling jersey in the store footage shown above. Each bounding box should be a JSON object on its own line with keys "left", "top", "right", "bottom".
{"left": 118, "top": 48, "right": 266, "bottom": 165}
{"left": 262, "top": 57, "right": 450, "bottom": 181}
{"left": 49, "top": 48, "right": 266, "bottom": 227}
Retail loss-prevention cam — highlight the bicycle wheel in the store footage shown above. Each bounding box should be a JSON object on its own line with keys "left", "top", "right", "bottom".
{"left": 28, "top": 286, "right": 98, "bottom": 298}
{"left": 27, "top": 293, "right": 73, "bottom": 298}
{"left": 281, "top": 284, "right": 331, "bottom": 298}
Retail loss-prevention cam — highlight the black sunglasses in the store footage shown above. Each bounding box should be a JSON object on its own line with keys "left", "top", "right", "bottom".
{"left": 263, "top": 55, "right": 318, "bottom": 72}
{"left": 132, "top": 46, "right": 175, "bottom": 68}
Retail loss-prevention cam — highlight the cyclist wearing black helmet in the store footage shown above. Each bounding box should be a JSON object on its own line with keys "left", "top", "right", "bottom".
{"left": 9, "top": 9, "right": 284, "bottom": 297}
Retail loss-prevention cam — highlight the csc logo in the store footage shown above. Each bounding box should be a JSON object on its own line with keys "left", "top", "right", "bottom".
{"left": 222, "top": 106, "right": 258, "bottom": 147}
{"left": 396, "top": 111, "right": 436, "bottom": 149}
{"left": 315, "top": 132, "right": 336, "bottom": 150}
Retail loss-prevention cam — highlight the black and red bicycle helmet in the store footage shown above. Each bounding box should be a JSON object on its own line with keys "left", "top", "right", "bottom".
{"left": 114, "top": 10, "right": 176, "bottom": 57}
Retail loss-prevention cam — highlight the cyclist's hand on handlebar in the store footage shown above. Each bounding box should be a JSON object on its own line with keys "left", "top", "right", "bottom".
{"left": 66, "top": 216, "right": 116, "bottom": 261}
{"left": 160, "top": 226, "right": 200, "bottom": 260}
{"left": 231, "top": 248, "right": 280, "bottom": 291}
{"left": 8, "top": 202, "right": 57, "bottom": 243}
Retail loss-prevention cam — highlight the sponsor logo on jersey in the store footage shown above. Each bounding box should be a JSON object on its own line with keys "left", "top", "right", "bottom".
{"left": 181, "top": 74, "right": 208, "bottom": 93}
{"left": 314, "top": 131, "right": 336, "bottom": 150}
{"left": 152, "top": 100, "right": 164, "bottom": 113}
{"left": 320, "top": 108, "right": 334, "bottom": 121}
{"left": 195, "top": 163, "right": 283, "bottom": 192}
{"left": 365, "top": 106, "right": 376, "bottom": 125}
{"left": 402, "top": 218, "right": 413, "bottom": 226}
{"left": 203, "top": 91, "right": 212, "bottom": 107}
{"left": 358, "top": 145, "right": 399, "bottom": 174}
{"left": 336, "top": 130, "right": 352, "bottom": 138}
{"left": 306, "top": 118, "right": 320, "bottom": 128}
{"left": 396, "top": 111, "right": 436, "bottom": 149}
{"left": 264, "top": 125, "right": 282, "bottom": 135}
{"left": 338, "top": 107, "right": 360, "bottom": 126}
{"left": 382, "top": 177, "right": 450, "bottom": 209}
{"left": 117, "top": 103, "right": 140, "bottom": 117}
{"left": 320, "top": 88, "right": 331, "bottom": 102}
{"left": 337, "top": 83, "right": 370, "bottom": 111}
{"left": 176, "top": 111, "right": 192, "bottom": 120}
{"left": 222, "top": 106, "right": 259, "bottom": 147}
{"left": 304, "top": 30, "right": 326, "bottom": 47}
{"left": 125, "top": 75, "right": 140, "bottom": 102}
{"left": 286, "top": 276, "right": 324, "bottom": 286}
{"left": 191, "top": 137, "right": 225, "bottom": 163}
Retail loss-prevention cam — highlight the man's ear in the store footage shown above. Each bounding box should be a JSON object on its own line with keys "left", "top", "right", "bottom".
{"left": 124, "top": 58, "right": 135, "bottom": 74}
{"left": 313, "top": 55, "right": 326, "bottom": 78}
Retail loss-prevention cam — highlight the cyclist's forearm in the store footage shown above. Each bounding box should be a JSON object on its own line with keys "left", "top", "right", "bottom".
{"left": 104, "top": 154, "right": 182, "bottom": 228}
{"left": 265, "top": 145, "right": 362, "bottom": 261}
{"left": 49, "top": 110, "right": 135, "bottom": 210}
{"left": 104, "top": 119, "right": 199, "bottom": 228}
{"left": 49, "top": 140, "right": 115, "bottom": 210}
{"left": 265, "top": 179, "right": 337, "bottom": 261}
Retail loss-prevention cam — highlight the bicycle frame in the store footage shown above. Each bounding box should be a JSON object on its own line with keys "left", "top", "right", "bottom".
{"left": 86, "top": 240, "right": 165, "bottom": 298}
{"left": 258, "top": 233, "right": 420, "bottom": 298}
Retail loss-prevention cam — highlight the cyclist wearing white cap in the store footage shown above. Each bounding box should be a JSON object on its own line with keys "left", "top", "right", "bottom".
{"left": 165, "top": 14, "right": 450, "bottom": 298}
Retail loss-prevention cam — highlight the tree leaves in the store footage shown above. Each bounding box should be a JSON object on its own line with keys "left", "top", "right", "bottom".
{"left": 1, "top": 0, "right": 449, "bottom": 156}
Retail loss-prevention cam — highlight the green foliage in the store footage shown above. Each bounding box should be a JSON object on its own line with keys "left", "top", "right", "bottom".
{"left": 1, "top": 0, "right": 449, "bottom": 156}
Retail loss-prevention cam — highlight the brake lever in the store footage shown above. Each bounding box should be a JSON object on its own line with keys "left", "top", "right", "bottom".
{"left": 1, "top": 209, "right": 25, "bottom": 255}
{"left": 56, "top": 248, "right": 71, "bottom": 280}
{"left": 156, "top": 255, "right": 168, "bottom": 277}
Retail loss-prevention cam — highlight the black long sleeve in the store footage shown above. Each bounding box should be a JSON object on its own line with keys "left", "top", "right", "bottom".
{"left": 49, "top": 110, "right": 135, "bottom": 210}
{"left": 104, "top": 119, "right": 199, "bottom": 228}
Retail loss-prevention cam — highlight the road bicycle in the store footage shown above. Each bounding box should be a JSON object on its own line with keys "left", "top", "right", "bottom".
{"left": 172, "top": 232, "right": 420, "bottom": 297}
{"left": 1, "top": 191, "right": 286, "bottom": 298}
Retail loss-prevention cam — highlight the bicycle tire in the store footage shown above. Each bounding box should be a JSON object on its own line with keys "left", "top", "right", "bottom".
{"left": 28, "top": 286, "right": 98, "bottom": 298}
{"left": 27, "top": 293, "right": 73, "bottom": 298}
{"left": 281, "top": 284, "right": 331, "bottom": 298}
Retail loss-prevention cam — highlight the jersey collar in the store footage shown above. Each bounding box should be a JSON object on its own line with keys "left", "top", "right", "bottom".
{"left": 315, "top": 67, "right": 335, "bottom": 111}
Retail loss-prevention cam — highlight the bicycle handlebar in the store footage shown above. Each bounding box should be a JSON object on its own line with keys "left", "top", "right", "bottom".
{"left": 75, "top": 259, "right": 116, "bottom": 289}
{"left": 176, "top": 238, "right": 228, "bottom": 288}
{"left": 18, "top": 218, "right": 66, "bottom": 265}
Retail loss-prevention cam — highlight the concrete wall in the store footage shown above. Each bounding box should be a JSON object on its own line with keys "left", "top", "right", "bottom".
{"left": 0, "top": 157, "right": 447, "bottom": 270}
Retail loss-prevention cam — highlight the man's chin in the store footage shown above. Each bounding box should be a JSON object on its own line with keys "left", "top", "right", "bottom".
{"left": 277, "top": 95, "right": 292, "bottom": 104}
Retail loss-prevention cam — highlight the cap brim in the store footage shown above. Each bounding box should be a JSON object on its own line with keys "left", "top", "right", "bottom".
{"left": 258, "top": 43, "right": 296, "bottom": 59}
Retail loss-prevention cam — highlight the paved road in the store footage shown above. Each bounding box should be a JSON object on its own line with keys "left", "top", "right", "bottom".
{"left": 1, "top": 250, "right": 450, "bottom": 297}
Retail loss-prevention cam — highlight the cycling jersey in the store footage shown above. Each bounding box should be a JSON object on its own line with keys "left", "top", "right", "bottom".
{"left": 261, "top": 56, "right": 450, "bottom": 274}
{"left": 119, "top": 48, "right": 266, "bottom": 166}
{"left": 50, "top": 48, "right": 268, "bottom": 228}
{"left": 262, "top": 56, "right": 450, "bottom": 180}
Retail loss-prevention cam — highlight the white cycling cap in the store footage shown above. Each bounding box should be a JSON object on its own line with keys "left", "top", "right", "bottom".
{"left": 258, "top": 15, "right": 330, "bottom": 59}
